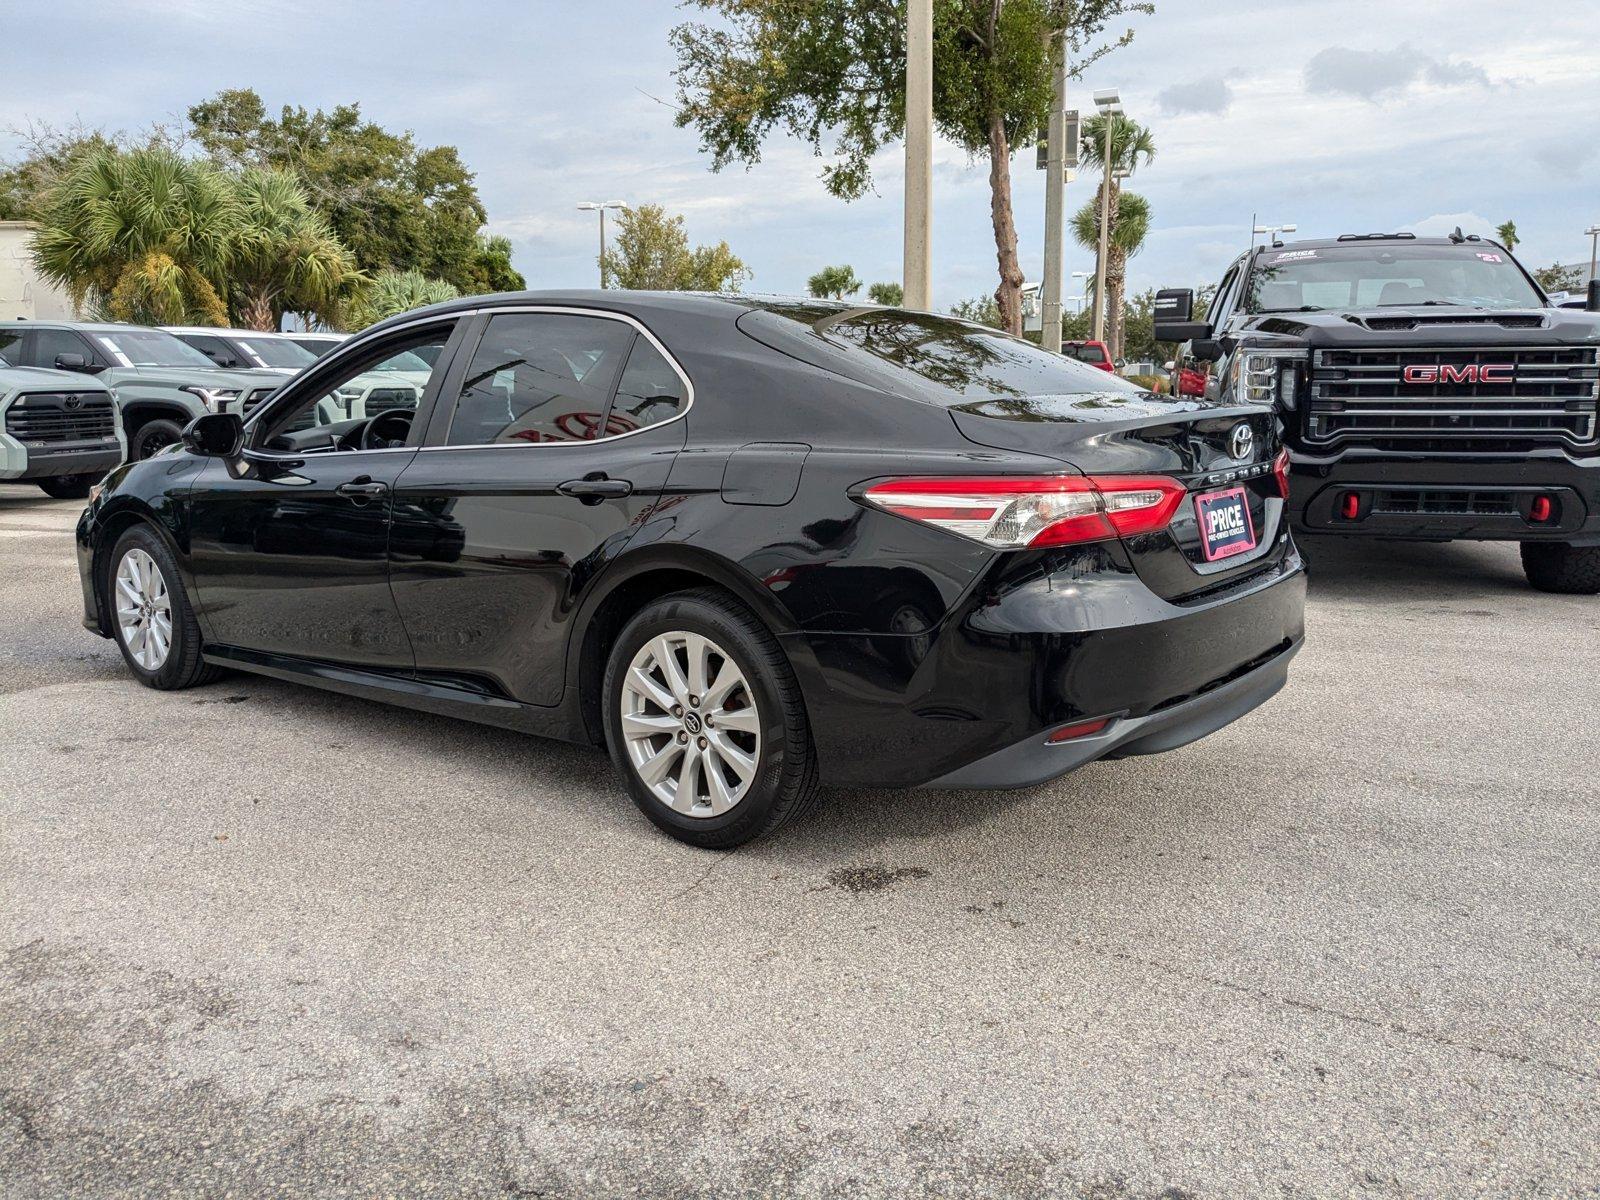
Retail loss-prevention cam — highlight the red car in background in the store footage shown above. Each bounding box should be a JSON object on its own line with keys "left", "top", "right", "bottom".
{"left": 1174, "top": 364, "right": 1208, "bottom": 397}
{"left": 1062, "top": 339, "right": 1114, "bottom": 371}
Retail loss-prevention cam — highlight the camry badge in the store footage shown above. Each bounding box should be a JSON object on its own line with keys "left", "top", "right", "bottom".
{"left": 1229, "top": 423, "right": 1255, "bottom": 462}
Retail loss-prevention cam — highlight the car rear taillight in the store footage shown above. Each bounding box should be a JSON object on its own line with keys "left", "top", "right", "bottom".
{"left": 861, "top": 474, "right": 1187, "bottom": 550}
{"left": 1272, "top": 448, "right": 1291, "bottom": 499}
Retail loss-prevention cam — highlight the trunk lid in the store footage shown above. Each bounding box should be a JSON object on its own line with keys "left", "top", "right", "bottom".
{"left": 948, "top": 394, "right": 1285, "bottom": 602}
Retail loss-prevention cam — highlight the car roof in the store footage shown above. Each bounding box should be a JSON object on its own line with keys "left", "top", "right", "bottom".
{"left": 362, "top": 288, "right": 776, "bottom": 338}
{"left": 2, "top": 319, "right": 167, "bottom": 334}
{"left": 162, "top": 325, "right": 303, "bottom": 338}
{"left": 1257, "top": 235, "right": 1501, "bottom": 252}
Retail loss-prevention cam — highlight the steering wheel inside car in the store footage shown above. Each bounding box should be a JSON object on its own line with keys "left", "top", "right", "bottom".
{"left": 360, "top": 410, "right": 414, "bottom": 451}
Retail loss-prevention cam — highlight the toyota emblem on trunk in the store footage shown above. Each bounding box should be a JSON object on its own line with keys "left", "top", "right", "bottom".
{"left": 1229, "top": 423, "right": 1254, "bottom": 462}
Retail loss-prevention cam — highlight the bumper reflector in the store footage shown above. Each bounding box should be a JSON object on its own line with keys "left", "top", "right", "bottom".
{"left": 1046, "top": 718, "right": 1111, "bottom": 744}
{"left": 1340, "top": 491, "right": 1361, "bottom": 520}
{"left": 1530, "top": 495, "right": 1553, "bottom": 523}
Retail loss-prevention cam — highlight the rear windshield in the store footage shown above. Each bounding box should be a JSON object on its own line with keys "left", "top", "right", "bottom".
{"left": 1244, "top": 243, "right": 1543, "bottom": 312}
{"left": 740, "top": 302, "right": 1145, "bottom": 402}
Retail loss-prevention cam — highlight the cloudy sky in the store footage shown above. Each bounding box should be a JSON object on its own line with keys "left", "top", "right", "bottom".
{"left": 4, "top": 0, "right": 1597, "bottom": 308}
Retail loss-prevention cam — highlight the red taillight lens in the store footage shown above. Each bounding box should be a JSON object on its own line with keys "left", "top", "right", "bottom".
{"left": 1272, "top": 448, "right": 1291, "bottom": 499}
{"left": 861, "top": 474, "right": 1186, "bottom": 549}
{"left": 1046, "top": 717, "right": 1111, "bottom": 743}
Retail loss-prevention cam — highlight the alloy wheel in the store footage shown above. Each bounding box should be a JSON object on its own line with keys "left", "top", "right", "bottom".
{"left": 115, "top": 548, "right": 173, "bottom": 671}
{"left": 620, "top": 631, "right": 761, "bottom": 817}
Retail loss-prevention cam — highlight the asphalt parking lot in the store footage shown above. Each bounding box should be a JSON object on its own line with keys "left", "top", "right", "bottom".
{"left": 1, "top": 487, "right": 1596, "bottom": 1198}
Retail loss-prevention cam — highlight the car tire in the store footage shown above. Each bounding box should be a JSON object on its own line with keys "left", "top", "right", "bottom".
{"left": 602, "top": 588, "right": 819, "bottom": 848}
{"left": 132, "top": 418, "right": 185, "bottom": 462}
{"left": 37, "top": 474, "right": 95, "bottom": 499}
{"left": 106, "top": 524, "right": 223, "bottom": 690}
{"left": 1520, "top": 542, "right": 1600, "bottom": 595}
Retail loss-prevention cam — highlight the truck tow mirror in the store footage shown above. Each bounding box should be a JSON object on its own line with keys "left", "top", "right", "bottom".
{"left": 1155, "top": 288, "right": 1207, "bottom": 344}
{"left": 1587, "top": 279, "right": 1600, "bottom": 312}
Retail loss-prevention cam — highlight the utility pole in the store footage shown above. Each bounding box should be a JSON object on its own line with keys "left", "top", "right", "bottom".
{"left": 1091, "top": 90, "right": 1121, "bottom": 344}
{"left": 1040, "top": 30, "right": 1068, "bottom": 352}
{"left": 903, "top": 0, "right": 933, "bottom": 311}
{"left": 1587, "top": 224, "right": 1600, "bottom": 285}
{"left": 577, "top": 201, "right": 625, "bottom": 288}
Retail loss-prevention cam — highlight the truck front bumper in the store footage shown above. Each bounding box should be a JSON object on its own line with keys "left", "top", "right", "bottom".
{"left": 1288, "top": 448, "right": 1600, "bottom": 546}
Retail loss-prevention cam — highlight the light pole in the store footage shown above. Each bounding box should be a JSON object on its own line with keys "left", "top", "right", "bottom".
{"left": 903, "top": 0, "right": 933, "bottom": 310}
{"left": 1253, "top": 222, "right": 1297, "bottom": 248}
{"left": 1040, "top": 29, "right": 1069, "bottom": 352}
{"left": 1586, "top": 224, "right": 1600, "bottom": 285}
{"left": 577, "top": 201, "right": 626, "bottom": 288}
{"left": 1070, "top": 270, "right": 1091, "bottom": 321}
{"left": 1091, "top": 89, "right": 1121, "bottom": 345}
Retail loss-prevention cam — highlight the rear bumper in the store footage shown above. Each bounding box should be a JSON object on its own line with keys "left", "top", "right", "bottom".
{"left": 783, "top": 543, "right": 1307, "bottom": 789}
{"left": 926, "top": 636, "right": 1299, "bottom": 789}
{"left": 1288, "top": 449, "right": 1600, "bottom": 545}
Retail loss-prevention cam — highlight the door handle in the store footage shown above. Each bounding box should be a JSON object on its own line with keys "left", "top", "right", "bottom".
{"left": 557, "top": 474, "right": 633, "bottom": 503}
{"left": 336, "top": 479, "right": 389, "bottom": 499}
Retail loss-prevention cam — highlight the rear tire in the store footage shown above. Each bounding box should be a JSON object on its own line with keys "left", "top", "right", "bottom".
{"left": 602, "top": 588, "right": 819, "bottom": 848}
{"left": 132, "top": 418, "right": 184, "bottom": 462}
{"left": 1520, "top": 542, "right": 1600, "bottom": 594}
{"left": 37, "top": 474, "right": 95, "bottom": 499}
{"left": 106, "top": 524, "right": 223, "bottom": 690}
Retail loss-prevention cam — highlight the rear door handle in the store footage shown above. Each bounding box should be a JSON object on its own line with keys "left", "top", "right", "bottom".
{"left": 557, "top": 475, "right": 633, "bottom": 502}
{"left": 336, "top": 479, "right": 388, "bottom": 499}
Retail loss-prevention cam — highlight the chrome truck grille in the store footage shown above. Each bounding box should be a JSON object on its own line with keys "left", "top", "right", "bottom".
{"left": 1306, "top": 345, "right": 1600, "bottom": 450}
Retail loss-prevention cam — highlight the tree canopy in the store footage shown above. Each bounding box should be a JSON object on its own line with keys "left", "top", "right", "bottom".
{"left": 808, "top": 264, "right": 862, "bottom": 299}
{"left": 672, "top": 0, "right": 1151, "bottom": 332}
{"left": 346, "top": 270, "right": 461, "bottom": 329}
{"left": 29, "top": 145, "right": 361, "bottom": 330}
{"left": 187, "top": 89, "right": 524, "bottom": 296}
{"left": 599, "top": 204, "right": 750, "bottom": 292}
{"left": 868, "top": 281, "right": 904, "bottom": 305}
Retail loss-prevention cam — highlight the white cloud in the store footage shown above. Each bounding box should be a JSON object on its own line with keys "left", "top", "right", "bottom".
{"left": 1304, "top": 44, "right": 1492, "bottom": 102}
{"left": 1156, "top": 77, "right": 1233, "bottom": 116}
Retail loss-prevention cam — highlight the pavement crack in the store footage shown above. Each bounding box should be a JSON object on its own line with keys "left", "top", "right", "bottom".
{"left": 1087, "top": 941, "right": 1600, "bottom": 1084}
{"left": 666, "top": 848, "right": 737, "bottom": 902}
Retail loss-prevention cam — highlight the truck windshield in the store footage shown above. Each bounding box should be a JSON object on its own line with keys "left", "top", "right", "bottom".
{"left": 1243, "top": 243, "right": 1543, "bottom": 312}
{"left": 235, "top": 337, "right": 317, "bottom": 369}
{"left": 95, "top": 330, "right": 218, "bottom": 368}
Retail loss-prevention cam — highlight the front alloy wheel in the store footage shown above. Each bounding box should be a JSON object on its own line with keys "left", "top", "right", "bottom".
{"left": 620, "top": 631, "right": 762, "bottom": 817}
{"left": 115, "top": 548, "right": 173, "bottom": 671}
{"left": 603, "top": 589, "right": 819, "bottom": 848}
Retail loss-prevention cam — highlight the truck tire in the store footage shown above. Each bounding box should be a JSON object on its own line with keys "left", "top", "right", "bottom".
{"left": 1520, "top": 542, "right": 1600, "bottom": 595}
{"left": 132, "top": 418, "right": 184, "bottom": 461}
{"left": 37, "top": 475, "right": 95, "bottom": 499}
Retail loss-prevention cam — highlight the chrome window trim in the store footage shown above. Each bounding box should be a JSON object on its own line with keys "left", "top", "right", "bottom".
{"left": 418, "top": 304, "right": 694, "bottom": 453}
{"left": 239, "top": 311, "right": 464, "bottom": 462}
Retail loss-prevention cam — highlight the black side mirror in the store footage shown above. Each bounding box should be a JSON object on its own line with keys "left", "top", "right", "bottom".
{"left": 1190, "top": 338, "right": 1226, "bottom": 363}
{"left": 181, "top": 412, "right": 243, "bottom": 458}
{"left": 1154, "top": 287, "right": 1209, "bottom": 344}
{"left": 1587, "top": 279, "right": 1600, "bottom": 312}
{"left": 54, "top": 352, "right": 101, "bottom": 374}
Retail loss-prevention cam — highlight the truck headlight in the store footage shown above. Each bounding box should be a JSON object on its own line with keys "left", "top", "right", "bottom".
{"left": 182, "top": 386, "right": 243, "bottom": 414}
{"left": 1232, "top": 349, "right": 1305, "bottom": 407}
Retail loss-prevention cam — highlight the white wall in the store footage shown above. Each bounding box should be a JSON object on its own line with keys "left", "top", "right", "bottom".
{"left": 0, "top": 223, "right": 80, "bottom": 321}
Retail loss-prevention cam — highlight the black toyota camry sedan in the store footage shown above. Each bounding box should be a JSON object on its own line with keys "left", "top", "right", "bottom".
{"left": 76, "top": 292, "right": 1306, "bottom": 847}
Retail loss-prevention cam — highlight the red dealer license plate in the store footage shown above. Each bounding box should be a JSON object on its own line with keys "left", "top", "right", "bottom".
{"left": 1195, "top": 486, "right": 1257, "bottom": 562}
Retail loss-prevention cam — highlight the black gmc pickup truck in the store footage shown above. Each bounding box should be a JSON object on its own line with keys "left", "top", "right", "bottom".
{"left": 1155, "top": 232, "right": 1600, "bottom": 592}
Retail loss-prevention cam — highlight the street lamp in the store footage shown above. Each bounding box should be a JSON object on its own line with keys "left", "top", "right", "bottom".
{"left": 1251, "top": 222, "right": 1297, "bottom": 249}
{"left": 1070, "top": 270, "right": 1091, "bottom": 318}
{"left": 577, "top": 201, "right": 627, "bottom": 288}
{"left": 1586, "top": 224, "right": 1600, "bottom": 285}
{"left": 1091, "top": 89, "right": 1121, "bottom": 345}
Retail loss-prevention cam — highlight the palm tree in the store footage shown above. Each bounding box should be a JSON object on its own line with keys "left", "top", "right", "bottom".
{"left": 229, "top": 168, "right": 363, "bottom": 331}
{"left": 1496, "top": 220, "right": 1518, "bottom": 251}
{"left": 346, "top": 269, "right": 460, "bottom": 329}
{"left": 1071, "top": 190, "right": 1152, "bottom": 360}
{"left": 1078, "top": 113, "right": 1157, "bottom": 360}
{"left": 31, "top": 146, "right": 237, "bottom": 325}
{"left": 807, "top": 264, "right": 861, "bottom": 300}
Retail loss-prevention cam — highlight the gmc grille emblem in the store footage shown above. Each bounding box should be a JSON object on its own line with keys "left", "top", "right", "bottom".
{"left": 1401, "top": 363, "right": 1514, "bottom": 385}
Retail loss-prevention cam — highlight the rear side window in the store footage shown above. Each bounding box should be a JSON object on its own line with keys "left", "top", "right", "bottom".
{"left": 446, "top": 313, "right": 640, "bottom": 445}
{"left": 0, "top": 329, "right": 21, "bottom": 365}
{"left": 608, "top": 339, "right": 686, "bottom": 435}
